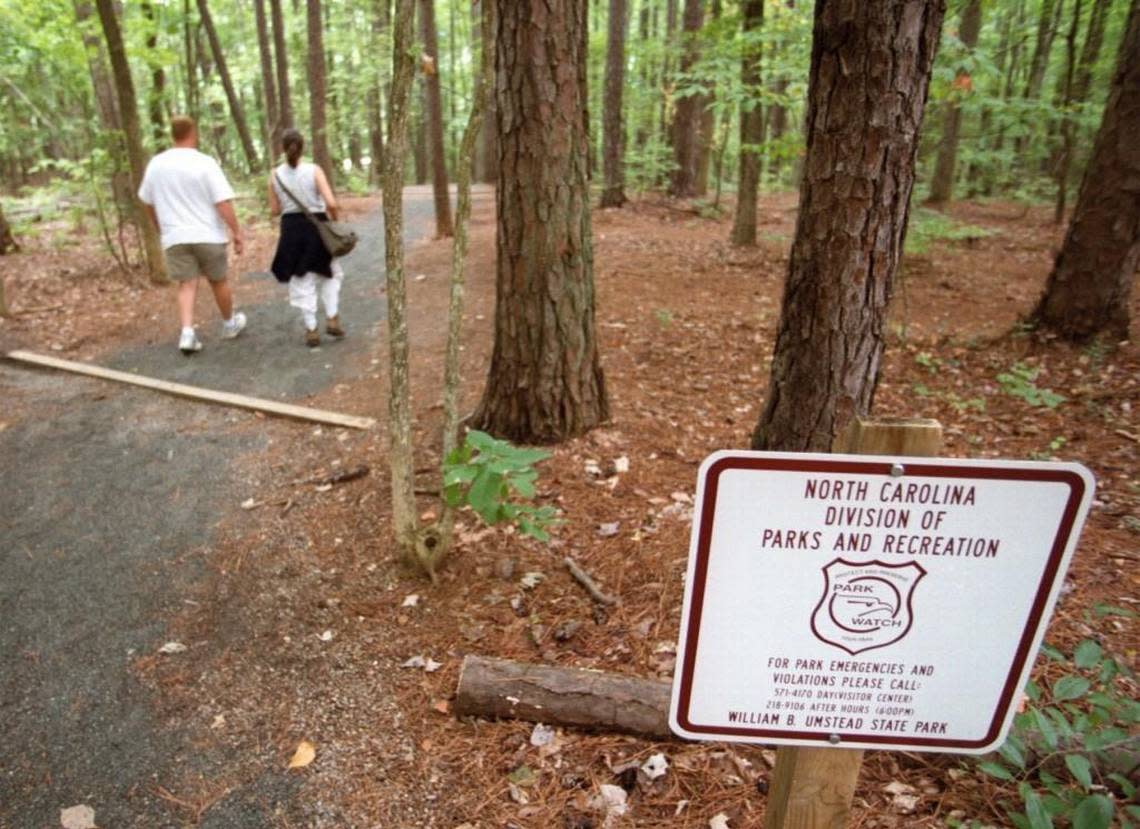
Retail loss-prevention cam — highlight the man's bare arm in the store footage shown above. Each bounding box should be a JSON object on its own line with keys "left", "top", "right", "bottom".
{"left": 215, "top": 200, "right": 244, "bottom": 255}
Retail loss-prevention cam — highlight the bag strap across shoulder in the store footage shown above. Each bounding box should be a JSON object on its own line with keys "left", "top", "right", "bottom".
{"left": 274, "top": 170, "right": 327, "bottom": 234}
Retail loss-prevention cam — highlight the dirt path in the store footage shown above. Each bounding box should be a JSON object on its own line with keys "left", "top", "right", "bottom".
{"left": 0, "top": 191, "right": 436, "bottom": 828}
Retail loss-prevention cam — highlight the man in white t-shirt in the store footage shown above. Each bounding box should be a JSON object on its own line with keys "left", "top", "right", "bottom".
{"left": 138, "top": 116, "right": 248, "bottom": 354}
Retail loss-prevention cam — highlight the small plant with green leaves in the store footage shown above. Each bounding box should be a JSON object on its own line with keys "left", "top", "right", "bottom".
{"left": 1030, "top": 436, "right": 1069, "bottom": 461}
{"left": 915, "top": 351, "right": 943, "bottom": 373}
{"left": 654, "top": 308, "right": 674, "bottom": 326}
{"left": 442, "top": 430, "right": 559, "bottom": 542}
{"left": 998, "top": 363, "right": 1067, "bottom": 409}
{"left": 973, "top": 634, "right": 1140, "bottom": 829}
{"left": 905, "top": 208, "right": 997, "bottom": 256}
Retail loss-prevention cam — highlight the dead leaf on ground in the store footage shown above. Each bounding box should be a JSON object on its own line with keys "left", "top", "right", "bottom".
{"left": 59, "top": 804, "right": 96, "bottom": 829}
{"left": 287, "top": 740, "right": 316, "bottom": 769}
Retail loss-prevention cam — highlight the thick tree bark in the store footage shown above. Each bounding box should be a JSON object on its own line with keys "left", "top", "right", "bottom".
{"left": 669, "top": 0, "right": 704, "bottom": 197}
{"left": 730, "top": 0, "right": 765, "bottom": 245}
{"left": 455, "top": 656, "right": 672, "bottom": 739}
{"left": 600, "top": 0, "right": 628, "bottom": 208}
{"left": 414, "top": 96, "right": 429, "bottom": 184}
{"left": 269, "top": 0, "right": 293, "bottom": 129}
{"left": 253, "top": 0, "right": 280, "bottom": 160}
{"left": 197, "top": 0, "right": 260, "bottom": 173}
{"left": 306, "top": 0, "right": 334, "bottom": 184}
{"left": 471, "top": 0, "right": 609, "bottom": 444}
{"left": 928, "top": 0, "right": 983, "bottom": 205}
{"left": 751, "top": 0, "right": 946, "bottom": 452}
{"left": 94, "top": 0, "right": 168, "bottom": 285}
{"left": 420, "top": 0, "right": 454, "bottom": 237}
{"left": 0, "top": 201, "right": 16, "bottom": 257}
{"left": 1032, "top": 0, "right": 1140, "bottom": 341}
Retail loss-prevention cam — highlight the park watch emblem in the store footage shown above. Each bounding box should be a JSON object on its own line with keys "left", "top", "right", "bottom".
{"left": 810, "top": 559, "right": 926, "bottom": 655}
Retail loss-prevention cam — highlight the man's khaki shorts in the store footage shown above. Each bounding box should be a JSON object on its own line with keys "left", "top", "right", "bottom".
{"left": 165, "top": 243, "right": 228, "bottom": 283}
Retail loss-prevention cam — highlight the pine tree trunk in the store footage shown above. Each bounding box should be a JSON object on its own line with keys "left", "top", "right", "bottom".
{"left": 253, "top": 0, "right": 280, "bottom": 160}
{"left": 600, "top": 0, "right": 628, "bottom": 208}
{"left": 270, "top": 0, "right": 293, "bottom": 129}
{"left": 730, "top": 0, "right": 764, "bottom": 245}
{"left": 476, "top": 0, "right": 498, "bottom": 185}
{"left": 420, "top": 0, "right": 454, "bottom": 237}
{"left": 1032, "top": 0, "right": 1139, "bottom": 341}
{"left": 94, "top": 0, "right": 168, "bottom": 285}
{"left": 197, "top": 0, "right": 260, "bottom": 173}
{"left": 306, "top": 0, "right": 334, "bottom": 185}
{"left": 414, "top": 95, "right": 428, "bottom": 184}
{"left": 751, "top": 0, "right": 946, "bottom": 452}
{"left": 1016, "top": 0, "right": 1064, "bottom": 159}
{"left": 669, "top": 0, "right": 704, "bottom": 197}
{"left": 928, "top": 0, "right": 982, "bottom": 205}
{"left": 471, "top": 0, "right": 609, "bottom": 444}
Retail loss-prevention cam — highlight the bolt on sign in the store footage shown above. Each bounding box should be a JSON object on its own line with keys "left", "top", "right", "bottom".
{"left": 668, "top": 451, "right": 1095, "bottom": 754}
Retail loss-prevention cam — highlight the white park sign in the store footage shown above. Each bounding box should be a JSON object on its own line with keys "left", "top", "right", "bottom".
{"left": 669, "top": 451, "right": 1094, "bottom": 754}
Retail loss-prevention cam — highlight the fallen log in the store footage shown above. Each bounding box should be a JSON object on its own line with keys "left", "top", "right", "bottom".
{"left": 454, "top": 655, "right": 672, "bottom": 739}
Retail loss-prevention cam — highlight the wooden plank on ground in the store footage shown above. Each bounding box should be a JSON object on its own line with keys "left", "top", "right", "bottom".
{"left": 4, "top": 349, "right": 376, "bottom": 430}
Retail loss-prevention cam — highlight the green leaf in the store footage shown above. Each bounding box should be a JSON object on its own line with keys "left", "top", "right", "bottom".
{"left": 1052, "top": 675, "right": 1092, "bottom": 701}
{"left": 1073, "top": 640, "right": 1102, "bottom": 669}
{"left": 978, "top": 761, "right": 1014, "bottom": 781}
{"left": 443, "top": 465, "right": 479, "bottom": 486}
{"left": 1064, "top": 754, "right": 1093, "bottom": 789}
{"left": 465, "top": 430, "right": 499, "bottom": 452}
{"left": 1023, "top": 789, "right": 1054, "bottom": 829}
{"left": 1032, "top": 707, "right": 1059, "bottom": 751}
{"left": 509, "top": 474, "right": 536, "bottom": 499}
{"left": 467, "top": 469, "right": 505, "bottom": 523}
{"left": 1040, "top": 644, "right": 1066, "bottom": 662}
{"left": 1084, "top": 726, "right": 1128, "bottom": 751}
{"left": 1000, "top": 738, "right": 1027, "bottom": 769}
{"left": 1071, "top": 795, "right": 1113, "bottom": 829}
{"left": 1109, "top": 773, "right": 1136, "bottom": 799}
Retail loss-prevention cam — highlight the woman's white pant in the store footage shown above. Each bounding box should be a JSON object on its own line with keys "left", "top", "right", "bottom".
{"left": 288, "top": 260, "right": 344, "bottom": 330}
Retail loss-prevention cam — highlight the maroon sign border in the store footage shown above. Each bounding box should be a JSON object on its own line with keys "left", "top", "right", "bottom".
{"left": 673, "top": 455, "right": 1088, "bottom": 750}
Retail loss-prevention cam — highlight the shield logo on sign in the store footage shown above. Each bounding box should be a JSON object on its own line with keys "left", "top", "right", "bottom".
{"left": 810, "top": 558, "right": 926, "bottom": 655}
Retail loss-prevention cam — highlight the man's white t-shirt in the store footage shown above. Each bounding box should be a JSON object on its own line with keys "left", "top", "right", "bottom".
{"left": 138, "top": 148, "right": 236, "bottom": 250}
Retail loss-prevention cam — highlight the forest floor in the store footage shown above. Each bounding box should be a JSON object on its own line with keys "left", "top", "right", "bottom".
{"left": 0, "top": 188, "right": 1136, "bottom": 828}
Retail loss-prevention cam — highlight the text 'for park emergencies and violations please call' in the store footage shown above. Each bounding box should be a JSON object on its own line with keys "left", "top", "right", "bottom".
{"left": 668, "top": 451, "right": 1094, "bottom": 754}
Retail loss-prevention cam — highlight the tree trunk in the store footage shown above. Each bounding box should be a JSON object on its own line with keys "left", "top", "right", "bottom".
{"left": 94, "top": 0, "right": 168, "bottom": 285}
{"left": 730, "top": 0, "right": 764, "bottom": 245}
{"left": 270, "top": 0, "right": 293, "bottom": 129}
{"left": 197, "top": 0, "right": 259, "bottom": 173}
{"left": 1053, "top": 0, "right": 1084, "bottom": 223}
{"left": 182, "top": 0, "right": 199, "bottom": 119}
{"left": 253, "top": 0, "right": 280, "bottom": 161}
{"left": 751, "top": 0, "right": 946, "bottom": 452}
{"left": 367, "top": 0, "right": 387, "bottom": 184}
{"left": 1032, "top": 0, "right": 1140, "bottom": 341}
{"left": 306, "top": 0, "right": 334, "bottom": 184}
{"left": 1055, "top": 0, "right": 1112, "bottom": 221}
{"left": 471, "top": 0, "right": 609, "bottom": 444}
{"left": 669, "top": 0, "right": 705, "bottom": 198}
{"left": 600, "top": 0, "right": 628, "bottom": 208}
{"left": 0, "top": 201, "right": 16, "bottom": 257}
{"left": 414, "top": 92, "right": 429, "bottom": 184}
{"left": 420, "top": 0, "right": 454, "bottom": 236}
{"left": 381, "top": 0, "right": 420, "bottom": 562}
{"left": 1016, "top": 0, "right": 1065, "bottom": 159}
{"left": 928, "top": 0, "right": 982, "bottom": 205}
{"left": 694, "top": 0, "right": 721, "bottom": 197}
{"left": 142, "top": 1, "right": 167, "bottom": 148}
{"left": 476, "top": 0, "right": 498, "bottom": 184}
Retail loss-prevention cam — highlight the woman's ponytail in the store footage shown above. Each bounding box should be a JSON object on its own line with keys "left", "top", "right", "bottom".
{"left": 282, "top": 129, "right": 304, "bottom": 168}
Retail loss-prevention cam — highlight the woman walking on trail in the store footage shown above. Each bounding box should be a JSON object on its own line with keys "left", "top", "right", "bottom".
{"left": 268, "top": 129, "right": 346, "bottom": 347}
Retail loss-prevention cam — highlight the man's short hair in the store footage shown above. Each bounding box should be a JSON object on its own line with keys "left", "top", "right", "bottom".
{"left": 170, "top": 116, "right": 196, "bottom": 143}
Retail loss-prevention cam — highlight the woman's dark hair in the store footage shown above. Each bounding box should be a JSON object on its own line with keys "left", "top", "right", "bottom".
{"left": 282, "top": 129, "right": 304, "bottom": 168}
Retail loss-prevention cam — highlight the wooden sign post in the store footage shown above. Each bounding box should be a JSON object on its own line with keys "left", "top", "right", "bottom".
{"left": 764, "top": 417, "right": 942, "bottom": 829}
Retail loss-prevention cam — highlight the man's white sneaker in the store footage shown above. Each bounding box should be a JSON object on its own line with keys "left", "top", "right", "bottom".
{"left": 222, "top": 311, "right": 248, "bottom": 340}
{"left": 178, "top": 330, "right": 203, "bottom": 355}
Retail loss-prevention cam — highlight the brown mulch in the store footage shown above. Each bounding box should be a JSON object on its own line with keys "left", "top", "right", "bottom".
{"left": 6, "top": 191, "right": 1138, "bottom": 827}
